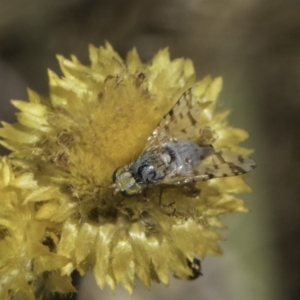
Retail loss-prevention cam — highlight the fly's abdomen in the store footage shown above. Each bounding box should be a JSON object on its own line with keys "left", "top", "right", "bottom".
{"left": 162, "top": 140, "right": 211, "bottom": 174}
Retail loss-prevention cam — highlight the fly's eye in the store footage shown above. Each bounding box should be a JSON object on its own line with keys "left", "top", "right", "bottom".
{"left": 112, "top": 168, "right": 123, "bottom": 182}
{"left": 121, "top": 190, "right": 135, "bottom": 197}
{"left": 121, "top": 185, "right": 140, "bottom": 197}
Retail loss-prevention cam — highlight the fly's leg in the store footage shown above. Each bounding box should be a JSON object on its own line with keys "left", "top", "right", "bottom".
{"left": 183, "top": 182, "right": 201, "bottom": 198}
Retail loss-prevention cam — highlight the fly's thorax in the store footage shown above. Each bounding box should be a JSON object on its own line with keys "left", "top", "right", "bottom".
{"left": 130, "top": 151, "right": 169, "bottom": 185}
{"left": 112, "top": 166, "right": 142, "bottom": 196}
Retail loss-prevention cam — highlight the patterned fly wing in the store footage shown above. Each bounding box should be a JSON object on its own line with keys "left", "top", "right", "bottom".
{"left": 157, "top": 147, "right": 256, "bottom": 186}
{"left": 144, "top": 88, "right": 215, "bottom": 150}
{"left": 193, "top": 149, "right": 256, "bottom": 180}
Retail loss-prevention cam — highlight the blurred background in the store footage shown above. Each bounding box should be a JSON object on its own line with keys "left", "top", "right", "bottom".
{"left": 0, "top": 0, "right": 299, "bottom": 299}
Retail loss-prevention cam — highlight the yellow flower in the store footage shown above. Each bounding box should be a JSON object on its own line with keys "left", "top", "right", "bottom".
{"left": 0, "top": 42, "right": 254, "bottom": 296}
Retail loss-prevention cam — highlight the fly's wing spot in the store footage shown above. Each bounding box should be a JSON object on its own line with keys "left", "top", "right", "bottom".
{"left": 238, "top": 155, "right": 245, "bottom": 164}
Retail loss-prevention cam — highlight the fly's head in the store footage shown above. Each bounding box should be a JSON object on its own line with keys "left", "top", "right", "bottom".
{"left": 112, "top": 165, "right": 143, "bottom": 196}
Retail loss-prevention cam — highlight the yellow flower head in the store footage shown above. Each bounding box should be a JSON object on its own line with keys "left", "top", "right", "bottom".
{"left": 0, "top": 42, "right": 254, "bottom": 296}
